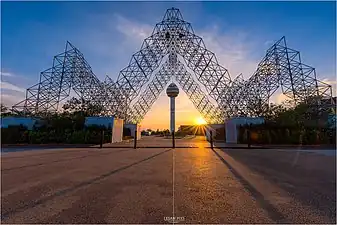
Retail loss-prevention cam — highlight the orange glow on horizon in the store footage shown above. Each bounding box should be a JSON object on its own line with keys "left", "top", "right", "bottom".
{"left": 194, "top": 117, "right": 207, "bottom": 125}
{"left": 140, "top": 91, "right": 204, "bottom": 130}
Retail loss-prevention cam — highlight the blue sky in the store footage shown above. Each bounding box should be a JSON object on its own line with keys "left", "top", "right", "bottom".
{"left": 1, "top": 1, "right": 336, "bottom": 128}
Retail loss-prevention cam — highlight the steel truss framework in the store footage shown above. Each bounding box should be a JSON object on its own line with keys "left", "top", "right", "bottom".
{"left": 13, "top": 8, "right": 334, "bottom": 124}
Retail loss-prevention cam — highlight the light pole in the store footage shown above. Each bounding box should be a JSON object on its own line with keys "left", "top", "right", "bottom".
{"left": 166, "top": 83, "right": 179, "bottom": 148}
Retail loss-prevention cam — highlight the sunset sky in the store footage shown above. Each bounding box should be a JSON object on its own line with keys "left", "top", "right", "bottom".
{"left": 1, "top": 1, "right": 336, "bottom": 130}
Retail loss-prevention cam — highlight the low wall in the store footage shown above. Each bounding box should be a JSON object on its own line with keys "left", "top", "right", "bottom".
{"left": 85, "top": 116, "right": 114, "bottom": 128}
{"left": 1, "top": 117, "right": 42, "bottom": 130}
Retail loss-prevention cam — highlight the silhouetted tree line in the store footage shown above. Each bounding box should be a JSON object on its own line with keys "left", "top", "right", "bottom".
{"left": 238, "top": 123, "right": 336, "bottom": 145}
{"left": 1, "top": 96, "right": 335, "bottom": 145}
{"left": 237, "top": 98, "right": 336, "bottom": 145}
{"left": 1, "top": 98, "right": 111, "bottom": 145}
{"left": 140, "top": 129, "right": 170, "bottom": 136}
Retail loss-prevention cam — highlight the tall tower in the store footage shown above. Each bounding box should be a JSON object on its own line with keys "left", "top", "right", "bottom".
{"left": 166, "top": 83, "right": 179, "bottom": 134}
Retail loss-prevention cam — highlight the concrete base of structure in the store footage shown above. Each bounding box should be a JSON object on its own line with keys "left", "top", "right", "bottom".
{"left": 206, "top": 117, "right": 265, "bottom": 144}
{"left": 124, "top": 124, "right": 141, "bottom": 140}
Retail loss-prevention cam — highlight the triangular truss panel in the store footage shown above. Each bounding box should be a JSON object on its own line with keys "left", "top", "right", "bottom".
{"left": 229, "top": 36, "right": 335, "bottom": 117}
{"left": 12, "top": 8, "right": 335, "bottom": 123}
{"left": 13, "top": 42, "right": 107, "bottom": 115}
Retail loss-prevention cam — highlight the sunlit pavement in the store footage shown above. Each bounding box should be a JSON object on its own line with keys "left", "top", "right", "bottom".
{"left": 1, "top": 137, "right": 335, "bottom": 224}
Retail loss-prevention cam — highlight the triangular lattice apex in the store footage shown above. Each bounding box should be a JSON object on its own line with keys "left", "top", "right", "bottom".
{"left": 13, "top": 8, "right": 335, "bottom": 123}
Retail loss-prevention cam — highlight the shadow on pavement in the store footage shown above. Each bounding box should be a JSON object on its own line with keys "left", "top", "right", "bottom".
{"left": 1, "top": 148, "right": 99, "bottom": 159}
{"left": 1, "top": 144, "right": 95, "bottom": 152}
{"left": 222, "top": 149, "right": 336, "bottom": 222}
{"left": 2, "top": 149, "right": 132, "bottom": 172}
{"left": 1, "top": 148, "right": 172, "bottom": 220}
{"left": 210, "top": 148, "right": 287, "bottom": 223}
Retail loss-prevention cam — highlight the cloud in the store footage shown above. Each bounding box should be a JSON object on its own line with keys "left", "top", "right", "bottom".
{"left": 1, "top": 71, "right": 13, "bottom": 77}
{"left": 71, "top": 13, "right": 155, "bottom": 80}
{"left": 273, "top": 93, "right": 291, "bottom": 104}
{"left": 78, "top": 11, "right": 261, "bottom": 84}
{"left": 270, "top": 76, "right": 336, "bottom": 105}
{"left": 112, "top": 14, "right": 260, "bottom": 80}
{"left": 0, "top": 81, "right": 25, "bottom": 107}
{"left": 321, "top": 78, "right": 337, "bottom": 85}
{"left": 115, "top": 14, "right": 153, "bottom": 42}
{"left": 264, "top": 40, "right": 274, "bottom": 47}
{"left": 110, "top": 14, "right": 154, "bottom": 59}
{"left": 1, "top": 93, "right": 24, "bottom": 107}
{"left": 321, "top": 78, "right": 337, "bottom": 96}
{"left": 196, "top": 26, "right": 259, "bottom": 79}
{"left": 0, "top": 81, "right": 25, "bottom": 93}
{"left": 323, "top": 80, "right": 337, "bottom": 84}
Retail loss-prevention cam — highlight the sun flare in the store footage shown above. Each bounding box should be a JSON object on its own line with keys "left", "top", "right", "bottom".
{"left": 194, "top": 117, "right": 207, "bottom": 125}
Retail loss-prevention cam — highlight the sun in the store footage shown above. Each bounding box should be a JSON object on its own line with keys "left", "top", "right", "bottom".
{"left": 194, "top": 117, "right": 207, "bottom": 125}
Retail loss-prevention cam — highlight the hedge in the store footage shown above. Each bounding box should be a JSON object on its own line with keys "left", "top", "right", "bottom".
{"left": 237, "top": 123, "right": 336, "bottom": 145}
{"left": 1, "top": 125, "right": 112, "bottom": 145}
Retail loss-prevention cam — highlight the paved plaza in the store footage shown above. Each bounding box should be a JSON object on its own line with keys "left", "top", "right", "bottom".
{"left": 1, "top": 137, "right": 335, "bottom": 224}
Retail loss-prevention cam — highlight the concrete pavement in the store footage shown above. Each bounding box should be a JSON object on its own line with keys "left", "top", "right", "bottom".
{"left": 1, "top": 136, "right": 335, "bottom": 224}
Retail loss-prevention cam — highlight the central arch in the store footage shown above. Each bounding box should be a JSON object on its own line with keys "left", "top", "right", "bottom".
{"left": 12, "top": 7, "right": 334, "bottom": 124}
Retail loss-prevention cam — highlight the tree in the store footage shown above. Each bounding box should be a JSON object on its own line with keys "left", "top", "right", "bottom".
{"left": 62, "top": 97, "right": 103, "bottom": 116}
{"left": 0, "top": 104, "right": 14, "bottom": 117}
{"left": 264, "top": 103, "right": 287, "bottom": 122}
{"left": 145, "top": 128, "right": 153, "bottom": 135}
{"left": 1, "top": 104, "right": 8, "bottom": 113}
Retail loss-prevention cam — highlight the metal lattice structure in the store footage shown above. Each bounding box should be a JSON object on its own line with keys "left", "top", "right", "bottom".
{"left": 12, "top": 42, "right": 107, "bottom": 114}
{"left": 13, "top": 8, "right": 335, "bottom": 124}
{"left": 227, "top": 37, "right": 334, "bottom": 117}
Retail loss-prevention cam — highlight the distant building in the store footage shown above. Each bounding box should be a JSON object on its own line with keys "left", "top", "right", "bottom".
{"left": 178, "top": 125, "right": 205, "bottom": 135}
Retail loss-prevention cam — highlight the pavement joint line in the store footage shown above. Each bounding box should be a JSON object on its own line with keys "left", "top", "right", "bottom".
{"left": 1, "top": 149, "right": 133, "bottom": 172}
{"left": 209, "top": 147, "right": 288, "bottom": 223}
{"left": 0, "top": 148, "right": 173, "bottom": 220}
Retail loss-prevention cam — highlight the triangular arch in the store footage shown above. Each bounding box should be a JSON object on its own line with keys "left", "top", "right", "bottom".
{"left": 13, "top": 8, "right": 334, "bottom": 122}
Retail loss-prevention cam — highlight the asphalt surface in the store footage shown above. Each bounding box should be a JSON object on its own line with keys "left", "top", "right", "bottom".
{"left": 1, "top": 136, "right": 335, "bottom": 224}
